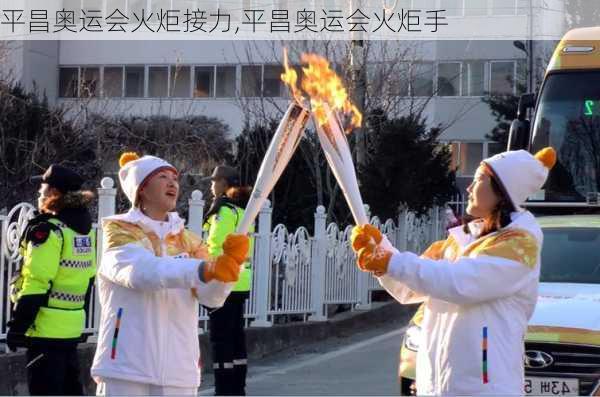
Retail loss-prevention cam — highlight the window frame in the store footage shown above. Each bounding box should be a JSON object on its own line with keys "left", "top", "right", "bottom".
{"left": 489, "top": 60, "right": 518, "bottom": 96}
{"left": 436, "top": 61, "right": 463, "bottom": 97}
{"left": 101, "top": 65, "right": 125, "bottom": 98}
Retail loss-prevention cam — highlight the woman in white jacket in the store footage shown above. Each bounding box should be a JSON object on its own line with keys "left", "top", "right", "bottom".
{"left": 351, "top": 147, "right": 556, "bottom": 395}
{"left": 92, "top": 153, "right": 249, "bottom": 396}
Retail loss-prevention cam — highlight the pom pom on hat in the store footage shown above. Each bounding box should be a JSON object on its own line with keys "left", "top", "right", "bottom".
{"left": 119, "top": 152, "right": 140, "bottom": 168}
{"left": 534, "top": 147, "right": 557, "bottom": 169}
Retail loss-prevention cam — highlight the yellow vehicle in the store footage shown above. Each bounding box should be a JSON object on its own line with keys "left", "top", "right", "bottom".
{"left": 399, "top": 27, "right": 600, "bottom": 396}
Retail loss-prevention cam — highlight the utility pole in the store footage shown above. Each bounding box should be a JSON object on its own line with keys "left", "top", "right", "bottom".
{"left": 350, "top": 0, "right": 367, "bottom": 167}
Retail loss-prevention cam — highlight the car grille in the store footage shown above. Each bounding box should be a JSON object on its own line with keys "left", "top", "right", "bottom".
{"left": 525, "top": 342, "right": 600, "bottom": 395}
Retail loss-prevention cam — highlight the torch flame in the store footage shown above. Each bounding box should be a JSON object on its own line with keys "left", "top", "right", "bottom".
{"left": 281, "top": 48, "right": 303, "bottom": 104}
{"left": 279, "top": 50, "right": 363, "bottom": 134}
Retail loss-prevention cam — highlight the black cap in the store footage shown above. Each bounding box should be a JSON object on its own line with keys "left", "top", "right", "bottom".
{"left": 205, "top": 165, "right": 240, "bottom": 186}
{"left": 31, "top": 164, "right": 84, "bottom": 194}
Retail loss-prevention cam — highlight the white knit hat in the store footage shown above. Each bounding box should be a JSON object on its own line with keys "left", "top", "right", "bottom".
{"left": 483, "top": 147, "right": 556, "bottom": 211}
{"left": 118, "top": 152, "right": 177, "bottom": 206}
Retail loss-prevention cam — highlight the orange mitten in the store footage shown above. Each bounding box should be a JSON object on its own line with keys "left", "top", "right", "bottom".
{"left": 357, "top": 245, "right": 392, "bottom": 275}
{"left": 203, "top": 254, "right": 241, "bottom": 283}
{"left": 350, "top": 224, "right": 383, "bottom": 253}
{"left": 222, "top": 234, "right": 250, "bottom": 264}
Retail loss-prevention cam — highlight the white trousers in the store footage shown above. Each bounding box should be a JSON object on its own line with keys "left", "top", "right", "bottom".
{"left": 96, "top": 377, "right": 197, "bottom": 396}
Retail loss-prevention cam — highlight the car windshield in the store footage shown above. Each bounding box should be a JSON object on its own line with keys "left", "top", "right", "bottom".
{"left": 540, "top": 227, "right": 600, "bottom": 283}
{"left": 531, "top": 71, "right": 600, "bottom": 202}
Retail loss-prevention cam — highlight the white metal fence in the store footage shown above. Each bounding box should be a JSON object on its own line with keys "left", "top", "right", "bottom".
{"left": 1, "top": 177, "right": 448, "bottom": 342}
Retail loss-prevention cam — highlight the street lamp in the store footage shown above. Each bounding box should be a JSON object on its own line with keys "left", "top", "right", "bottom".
{"left": 512, "top": 40, "right": 534, "bottom": 94}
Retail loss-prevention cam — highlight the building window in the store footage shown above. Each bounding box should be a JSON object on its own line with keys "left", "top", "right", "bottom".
{"left": 170, "top": 65, "right": 190, "bottom": 97}
{"left": 59, "top": 67, "right": 79, "bottom": 98}
{"left": 464, "top": 1, "right": 487, "bottom": 16}
{"left": 149, "top": 66, "right": 168, "bottom": 97}
{"left": 411, "top": 62, "right": 434, "bottom": 97}
{"left": 437, "top": 62, "right": 461, "bottom": 96}
{"left": 80, "top": 67, "right": 100, "bottom": 97}
{"left": 216, "top": 66, "right": 236, "bottom": 98}
{"left": 103, "top": 66, "right": 123, "bottom": 97}
{"left": 490, "top": 61, "right": 515, "bottom": 95}
{"left": 440, "top": 0, "right": 463, "bottom": 16}
{"left": 263, "top": 65, "right": 284, "bottom": 97}
{"left": 451, "top": 142, "right": 484, "bottom": 176}
{"left": 491, "top": 0, "right": 516, "bottom": 15}
{"left": 516, "top": 0, "right": 530, "bottom": 14}
{"left": 194, "top": 66, "right": 214, "bottom": 97}
{"left": 241, "top": 65, "right": 262, "bottom": 97}
{"left": 487, "top": 142, "right": 505, "bottom": 157}
{"left": 173, "top": 0, "right": 198, "bottom": 11}
{"left": 516, "top": 59, "right": 527, "bottom": 94}
{"left": 63, "top": 0, "right": 82, "bottom": 20}
{"left": 151, "top": 0, "right": 172, "bottom": 13}
{"left": 463, "top": 61, "right": 485, "bottom": 96}
{"left": 125, "top": 66, "right": 145, "bottom": 97}
{"left": 128, "top": 0, "right": 147, "bottom": 19}
{"left": 107, "top": 0, "right": 126, "bottom": 15}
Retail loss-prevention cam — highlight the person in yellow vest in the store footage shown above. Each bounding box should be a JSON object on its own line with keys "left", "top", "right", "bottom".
{"left": 7, "top": 164, "right": 96, "bottom": 395}
{"left": 351, "top": 148, "right": 557, "bottom": 395}
{"left": 91, "top": 153, "right": 249, "bottom": 396}
{"left": 203, "top": 165, "right": 253, "bottom": 396}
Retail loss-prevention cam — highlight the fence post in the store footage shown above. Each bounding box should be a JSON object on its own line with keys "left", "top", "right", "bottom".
{"left": 187, "top": 190, "right": 205, "bottom": 236}
{"left": 397, "top": 206, "right": 408, "bottom": 252}
{"left": 92, "top": 177, "right": 117, "bottom": 341}
{"left": 309, "top": 205, "right": 327, "bottom": 321}
{"left": 356, "top": 204, "right": 372, "bottom": 310}
{"left": 250, "top": 200, "right": 273, "bottom": 327}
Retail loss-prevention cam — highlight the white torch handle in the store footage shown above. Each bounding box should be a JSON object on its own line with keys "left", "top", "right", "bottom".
{"left": 314, "top": 104, "right": 369, "bottom": 226}
{"left": 236, "top": 102, "right": 310, "bottom": 234}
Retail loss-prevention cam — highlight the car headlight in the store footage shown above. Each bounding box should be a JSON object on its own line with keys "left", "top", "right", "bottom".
{"left": 404, "top": 325, "right": 422, "bottom": 352}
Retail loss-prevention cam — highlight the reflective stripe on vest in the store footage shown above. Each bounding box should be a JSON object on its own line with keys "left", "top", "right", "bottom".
{"left": 48, "top": 290, "right": 87, "bottom": 303}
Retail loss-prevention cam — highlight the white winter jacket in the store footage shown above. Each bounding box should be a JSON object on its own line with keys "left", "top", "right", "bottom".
{"left": 380, "top": 211, "right": 542, "bottom": 395}
{"left": 91, "top": 209, "right": 233, "bottom": 388}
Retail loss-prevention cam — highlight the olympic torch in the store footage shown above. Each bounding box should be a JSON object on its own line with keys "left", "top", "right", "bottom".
{"left": 236, "top": 102, "right": 310, "bottom": 234}
{"left": 313, "top": 103, "right": 368, "bottom": 225}
{"left": 300, "top": 53, "right": 368, "bottom": 225}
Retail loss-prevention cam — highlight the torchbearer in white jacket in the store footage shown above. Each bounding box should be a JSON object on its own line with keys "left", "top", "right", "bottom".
{"left": 351, "top": 147, "right": 557, "bottom": 396}
{"left": 92, "top": 153, "right": 249, "bottom": 396}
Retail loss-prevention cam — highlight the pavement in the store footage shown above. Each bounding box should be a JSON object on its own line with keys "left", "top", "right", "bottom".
{"left": 199, "top": 317, "right": 406, "bottom": 396}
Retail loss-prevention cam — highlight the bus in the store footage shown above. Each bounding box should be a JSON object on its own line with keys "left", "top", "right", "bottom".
{"left": 508, "top": 27, "right": 600, "bottom": 213}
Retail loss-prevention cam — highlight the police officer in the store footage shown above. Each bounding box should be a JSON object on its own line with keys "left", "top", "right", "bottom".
{"left": 204, "top": 165, "right": 253, "bottom": 396}
{"left": 7, "top": 164, "right": 96, "bottom": 396}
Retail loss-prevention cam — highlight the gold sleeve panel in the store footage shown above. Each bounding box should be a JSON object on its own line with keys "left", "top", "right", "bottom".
{"left": 471, "top": 229, "right": 539, "bottom": 269}
{"left": 181, "top": 229, "right": 210, "bottom": 260}
{"left": 420, "top": 240, "right": 446, "bottom": 260}
{"left": 102, "top": 220, "right": 147, "bottom": 250}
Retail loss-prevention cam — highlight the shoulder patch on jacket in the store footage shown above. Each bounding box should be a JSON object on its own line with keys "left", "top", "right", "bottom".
{"left": 103, "top": 220, "right": 145, "bottom": 250}
{"left": 472, "top": 229, "right": 539, "bottom": 269}
{"left": 26, "top": 222, "right": 60, "bottom": 247}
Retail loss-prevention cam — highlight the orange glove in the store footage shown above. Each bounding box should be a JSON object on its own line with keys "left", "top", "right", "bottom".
{"left": 223, "top": 234, "right": 250, "bottom": 263}
{"left": 351, "top": 224, "right": 383, "bottom": 253}
{"left": 357, "top": 245, "right": 393, "bottom": 275}
{"left": 203, "top": 255, "right": 240, "bottom": 283}
{"left": 351, "top": 225, "right": 391, "bottom": 275}
{"left": 202, "top": 234, "right": 250, "bottom": 283}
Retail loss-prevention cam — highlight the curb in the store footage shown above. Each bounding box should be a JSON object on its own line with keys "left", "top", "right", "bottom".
{"left": 0, "top": 301, "right": 416, "bottom": 395}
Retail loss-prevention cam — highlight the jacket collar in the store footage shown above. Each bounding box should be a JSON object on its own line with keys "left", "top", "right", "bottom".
{"left": 447, "top": 210, "right": 541, "bottom": 249}
{"left": 103, "top": 208, "right": 185, "bottom": 237}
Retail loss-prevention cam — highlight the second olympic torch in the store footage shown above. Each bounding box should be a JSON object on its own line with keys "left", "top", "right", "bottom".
{"left": 313, "top": 104, "right": 368, "bottom": 225}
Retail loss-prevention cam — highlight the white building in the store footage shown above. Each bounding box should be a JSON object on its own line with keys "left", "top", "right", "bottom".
{"left": 3, "top": 0, "right": 568, "bottom": 190}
